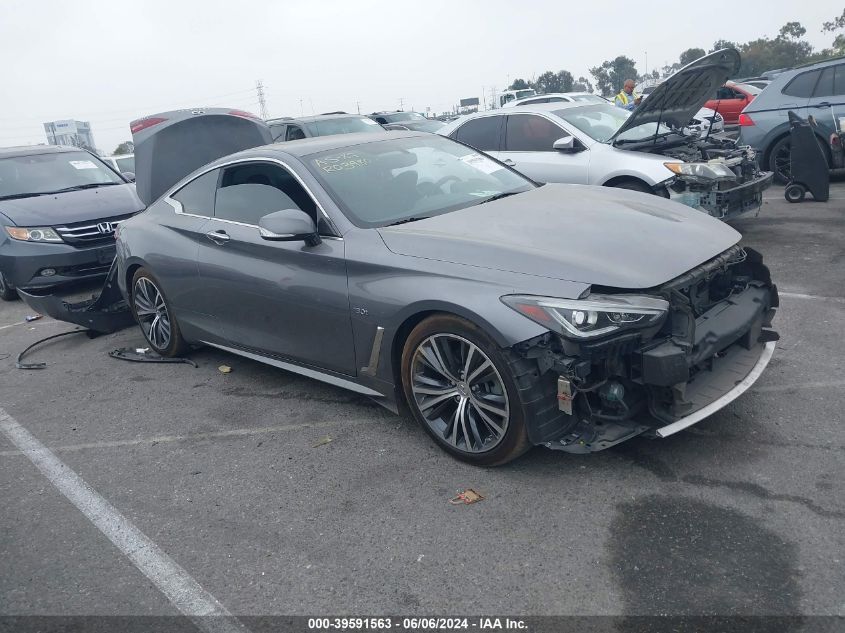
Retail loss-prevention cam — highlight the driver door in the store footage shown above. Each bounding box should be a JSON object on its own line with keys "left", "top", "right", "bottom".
{"left": 496, "top": 113, "right": 589, "bottom": 184}
{"left": 195, "top": 160, "right": 356, "bottom": 375}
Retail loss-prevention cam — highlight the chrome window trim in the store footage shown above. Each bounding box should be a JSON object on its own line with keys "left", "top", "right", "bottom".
{"left": 164, "top": 156, "right": 342, "bottom": 237}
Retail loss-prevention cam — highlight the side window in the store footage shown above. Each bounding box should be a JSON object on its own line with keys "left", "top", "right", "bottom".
{"left": 214, "top": 162, "right": 320, "bottom": 228}
{"left": 782, "top": 70, "right": 821, "bottom": 98}
{"left": 286, "top": 125, "right": 306, "bottom": 141}
{"left": 505, "top": 115, "right": 566, "bottom": 152}
{"left": 813, "top": 66, "right": 835, "bottom": 98}
{"left": 834, "top": 64, "right": 845, "bottom": 96}
{"left": 171, "top": 169, "right": 219, "bottom": 217}
{"left": 453, "top": 116, "right": 502, "bottom": 151}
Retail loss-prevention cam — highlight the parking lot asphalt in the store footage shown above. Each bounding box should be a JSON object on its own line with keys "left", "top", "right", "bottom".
{"left": 1, "top": 181, "right": 843, "bottom": 622}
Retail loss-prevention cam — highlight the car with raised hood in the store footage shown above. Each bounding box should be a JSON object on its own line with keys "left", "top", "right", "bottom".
{"left": 439, "top": 49, "right": 772, "bottom": 221}
{"left": 107, "top": 108, "right": 778, "bottom": 466}
{"left": 0, "top": 145, "right": 144, "bottom": 301}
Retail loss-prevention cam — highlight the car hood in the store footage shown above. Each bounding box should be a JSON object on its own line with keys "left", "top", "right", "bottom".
{"left": 377, "top": 184, "right": 740, "bottom": 289}
{"left": 0, "top": 183, "right": 145, "bottom": 226}
{"left": 611, "top": 48, "right": 741, "bottom": 145}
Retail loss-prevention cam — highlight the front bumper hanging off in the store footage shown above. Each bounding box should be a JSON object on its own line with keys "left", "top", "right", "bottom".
{"left": 16, "top": 258, "right": 135, "bottom": 334}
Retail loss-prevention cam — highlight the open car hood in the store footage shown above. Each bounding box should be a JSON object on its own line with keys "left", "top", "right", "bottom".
{"left": 130, "top": 108, "right": 273, "bottom": 205}
{"left": 611, "top": 49, "right": 741, "bottom": 145}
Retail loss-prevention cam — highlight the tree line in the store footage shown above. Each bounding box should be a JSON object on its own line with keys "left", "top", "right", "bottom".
{"left": 509, "top": 10, "right": 845, "bottom": 97}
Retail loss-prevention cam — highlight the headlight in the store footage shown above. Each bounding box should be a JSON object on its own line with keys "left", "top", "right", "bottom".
{"left": 664, "top": 162, "right": 736, "bottom": 181}
{"left": 501, "top": 294, "right": 669, "bottom": 340}
{"left": 5, "top": 226, "right": 63, "bottom": 242}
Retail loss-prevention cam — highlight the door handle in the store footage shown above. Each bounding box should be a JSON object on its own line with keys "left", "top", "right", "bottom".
{"left": 817, "top": 102, "right": 831, "bottom": 108}
{"left": 205, "top": 230, "right": 230, "bottom": 245}
{"left": 503, "top": 159, "right": 516, "bottom": 167}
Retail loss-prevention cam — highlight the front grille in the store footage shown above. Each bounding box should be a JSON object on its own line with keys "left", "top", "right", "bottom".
{"left": 54, "top": 213, "right": 134, "bottom": 246}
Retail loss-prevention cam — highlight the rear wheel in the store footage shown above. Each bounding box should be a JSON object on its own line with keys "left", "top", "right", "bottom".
{"left": 768, "top": 136, "right": 792, "bottom": 184}
{"left": 401, "top": 314, "right": 532, "bottom": 466}
{"left": 130, "top": 268, "right": 187, "bottom": 357}
{"left": 0, "top": 271, "right": 18, "bottom": 301}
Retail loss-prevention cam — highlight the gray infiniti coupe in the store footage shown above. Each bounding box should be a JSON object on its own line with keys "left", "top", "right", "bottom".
{"left": 114, "top": 109, "right": 778, "bottom": 465}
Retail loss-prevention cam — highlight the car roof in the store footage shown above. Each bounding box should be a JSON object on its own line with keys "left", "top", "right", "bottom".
{"left": 223, "top": 130, "right": 426, "bottom": 160}
{"left": 0, "top": 144, "right": 81, "bottom": 158}
{"left": 500, "top": 101, "right": 597, "bottom": 113}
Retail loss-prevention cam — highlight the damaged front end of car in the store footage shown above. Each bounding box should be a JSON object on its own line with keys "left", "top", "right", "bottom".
{"left": 506, "top": 245, "right": 778, "bottom": 452}
{"left": 658, "top": 137, "right": 772, "bottom": 220}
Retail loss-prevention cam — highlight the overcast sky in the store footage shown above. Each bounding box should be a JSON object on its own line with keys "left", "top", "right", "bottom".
{"left": 1, "top": 0, "right": 840, "bottom": 153}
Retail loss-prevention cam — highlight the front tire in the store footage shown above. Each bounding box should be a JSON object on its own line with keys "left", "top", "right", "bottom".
{"left": 0, "top": 271, "right": 18, "bottom": 301}
{"left": 401, "top": 314, "right": 531, "bottom": 466}
{"left": 768, "top": 136, "right": 792, "bottom": 184}
{"left": 130, "top": 268, "right": 187, "bottom": 357}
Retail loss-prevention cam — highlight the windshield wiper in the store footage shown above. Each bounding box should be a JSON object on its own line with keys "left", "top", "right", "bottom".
{"left": 0, "top": 192, "right": 52, "bottom": 201}
{"left": 48, "top": 182, "right": 122, "bottom": 193}
{"left": 386, "top": 216, "right": 431, "bottom": 226}
{"left": 478, "top": 191, "right": 521, "bottom": 204}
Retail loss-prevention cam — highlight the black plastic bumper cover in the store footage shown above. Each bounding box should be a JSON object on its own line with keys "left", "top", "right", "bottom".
{"left": 16, "top": 259, "right": 135, "bottom": 334}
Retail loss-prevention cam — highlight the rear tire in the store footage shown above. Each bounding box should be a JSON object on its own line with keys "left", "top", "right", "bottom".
{"left": 768, "top": 136, "right": 792, "bottom": 184}
{"left": 784, "top": 183, "right": 806, "bottom": 203}
{"left": 0, "top": 271, "right": 18, "bottom": 301}
{"left": 130, "top": 268, "right": 187, "bottom": 357}
{"left": 401, "top": 314, "right": 534, "bottom": 466}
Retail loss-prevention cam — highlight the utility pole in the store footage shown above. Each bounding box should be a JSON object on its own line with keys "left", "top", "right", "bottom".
{"left": 398, "top": 97, "right": 404, "bottom": 111}
{"left": 299, "top": 99, "right": 304, "bottom": 117}
{"left": 256, "top": 80, "right": 268, "bottom": 119}
{"left": 644, "top": 52, "right": 648, "bottom": 77}
{"left": 356, "top": 100, "right": 361, "bottom": 114}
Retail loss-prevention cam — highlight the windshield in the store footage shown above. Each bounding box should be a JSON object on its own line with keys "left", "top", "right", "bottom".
{"left": 382, "top": 112, "right": 427, "bottom": 123}
{"left": 515, "top": 89, "right": 536, "bottom": 99}
{"left": 568, "top": 94, "right": 606, "bottom": 103}
{"left": 304, "top": 116, "right": 382, "bottom": 137}
{"left": 555, "top": 103, "right": 668, "bottom": 144}
{"left": 306, "top": 135, "right": 534, "bottom": 228}
{"left": 0, "top": 150, "right": 124, "bottom": 199}
{"left": 115, "top": 156, "right": 135, "bottom": 173}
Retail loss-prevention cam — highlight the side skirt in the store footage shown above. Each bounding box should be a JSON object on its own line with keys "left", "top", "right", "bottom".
{"left": 200, "top": 340, "right": 386, "bottom": 398}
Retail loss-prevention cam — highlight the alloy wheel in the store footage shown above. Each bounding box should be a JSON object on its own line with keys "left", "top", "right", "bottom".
{"left": 773, "top": 142, "right": 791, "bottom": 182}
{"left": 410, "top": 333, "right": 510, "bottom": 453}
{"left": 133, "top": 277, "right": 172, "bottom": 351}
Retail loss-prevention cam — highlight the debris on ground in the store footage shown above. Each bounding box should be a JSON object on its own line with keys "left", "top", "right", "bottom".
{"left": 25, "top": 314, "right": 43, "bottom": 322}
{"left": 109, "top": 347, "right": 198, "bottom": 367}
{"left": 218, "top": 364, "right": 232, "bottom": 374}
{"left": 16, "top": 329, "right": 89, "bottom": 369}
{"left": 449, "top": 489, "right": 485, "bottom": 505}
{"left": 312, "top": 435, "right": 333, "bottom": 448}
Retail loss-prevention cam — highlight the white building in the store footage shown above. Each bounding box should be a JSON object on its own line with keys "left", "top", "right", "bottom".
{"left": 43, "top": 119, "right": 96, "bottom": 151}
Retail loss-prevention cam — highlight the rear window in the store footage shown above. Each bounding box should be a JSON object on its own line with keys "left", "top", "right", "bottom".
{"left": 304, "top": 117, "right": 382, "bottom": 137}
{"left": 782, "top": 70, "right": 821, "bottom": 98}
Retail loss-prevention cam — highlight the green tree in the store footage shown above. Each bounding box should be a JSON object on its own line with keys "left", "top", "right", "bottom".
{"left": 590, "top": 56, "right": 638, "bottom": 96}
{"left": 710, "top": 39, "right": 739, "bottom": 53}
{"left": 113, "top": 141, "right": 134, "bottom": 155}
{"left": 679, "top": 47, "right": 706, "bottom": 66}
{"left": 822, "top": 8, "right": 845, "bottom": 55}
{"left": 572, "top": 76, "right": 594, "bottom": 92}
{"left": 509, "top": 78, "right": 530, "bottom": 90}
{"left": 779, "top": 21, "right": 807, "bottom": 40}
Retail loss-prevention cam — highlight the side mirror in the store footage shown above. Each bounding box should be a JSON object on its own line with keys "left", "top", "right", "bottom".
{"left": 121, "top": 171, "right": 136, "bottom": 182}
{"left": 553, "top": 136, "right": 578, "bottom": 152}
{"left": 258, "top": 209, "right": 321, "bottom": 246}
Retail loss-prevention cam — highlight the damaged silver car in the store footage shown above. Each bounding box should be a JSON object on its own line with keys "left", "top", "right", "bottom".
{"left": 438, "top": 49, "right": 773, "bottom": 221}
{"left": 39, "top": 108, "right": 778, "bottom": 466}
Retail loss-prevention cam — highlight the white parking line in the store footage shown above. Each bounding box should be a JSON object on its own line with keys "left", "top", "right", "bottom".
{"left": 0, "top": 407, "right": 248, "bottom": 633}
{"left": 779, "top": 291, "right": 845, "bottom": 304}
{"left": 0, "top": 415, "right": 386, "bottom": 457}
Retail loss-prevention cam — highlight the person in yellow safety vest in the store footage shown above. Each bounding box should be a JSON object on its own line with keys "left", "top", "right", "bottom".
{"left": 614, "top": 80, "right": 642, "bottom": 111}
